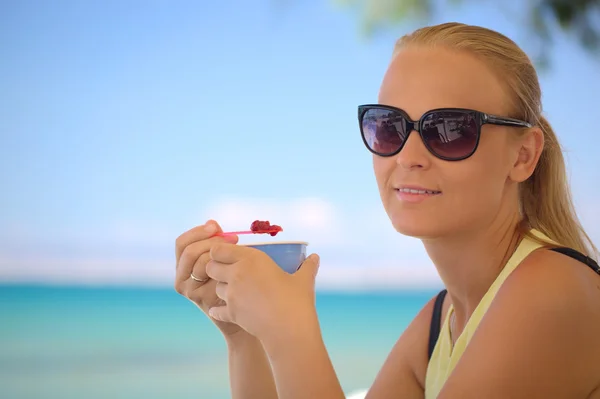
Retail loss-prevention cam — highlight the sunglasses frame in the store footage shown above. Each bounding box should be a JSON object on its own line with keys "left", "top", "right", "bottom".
{"left": 358, "top": 104, "right": 532, "bottom": 161}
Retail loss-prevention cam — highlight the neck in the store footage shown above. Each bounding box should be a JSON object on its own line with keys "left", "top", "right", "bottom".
{"left": 422, "top": 210, "right": 524, "bottom": 336}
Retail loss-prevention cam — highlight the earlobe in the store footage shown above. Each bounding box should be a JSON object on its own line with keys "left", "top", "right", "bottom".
{"left": 509, "top": 128, "right": 544, "bottom": 183}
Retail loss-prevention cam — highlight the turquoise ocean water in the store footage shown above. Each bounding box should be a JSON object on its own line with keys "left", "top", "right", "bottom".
{"left": 0, "top": 285, "right": 437, "bottom": 399}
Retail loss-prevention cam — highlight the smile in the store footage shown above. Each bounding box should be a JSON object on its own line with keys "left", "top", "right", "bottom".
{"left": 396, "top": 188, "right": 441, "bottom": 195}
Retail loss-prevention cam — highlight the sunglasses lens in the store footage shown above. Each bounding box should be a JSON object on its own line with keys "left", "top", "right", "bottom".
{"left": 361, "top": 108, "right": 408, "bottom": 155}
{"left": 421, "top": 111, "right": 478, "bottom": 159}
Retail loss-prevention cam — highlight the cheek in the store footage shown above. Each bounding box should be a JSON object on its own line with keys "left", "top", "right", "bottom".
{"left": 372, "top": 156, "right": 393, "bottom": 189}
{"left": 441, "top": 155, "right": 509, "bottom": 222}
{"left": 372, "top": 156, "right": 396, "bottom": 209}
{"left": 447, "top": 165, "right": 499, "bottom": 197}
{"left": 453, "top": 133, "right": 512, "bottom": 192}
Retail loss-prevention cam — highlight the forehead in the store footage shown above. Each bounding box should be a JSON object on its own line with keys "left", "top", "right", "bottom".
{"left": 378, "top": 46, "right": 510, "bottom": 119}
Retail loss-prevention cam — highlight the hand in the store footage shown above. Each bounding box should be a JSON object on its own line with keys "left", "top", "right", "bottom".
{"left": 174, "top": 220, "right": 244, "bottom": 338}
{"left": 205, "top": 242, "right": 321, "bottom": 347}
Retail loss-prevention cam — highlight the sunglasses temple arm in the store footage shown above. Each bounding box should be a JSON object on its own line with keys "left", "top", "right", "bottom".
{"left": 486, "top": 115, "right": 532, "bottom": 128}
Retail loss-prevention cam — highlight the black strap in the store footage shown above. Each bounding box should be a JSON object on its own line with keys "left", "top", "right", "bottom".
{"left": 427, "top": 289, "right": 447, "bottom": 360}
{"left": 549, "top": 247, "right": 600, "bottom": 275}
{"left": 426, "top": 247, "right": 599, "bottom": 361}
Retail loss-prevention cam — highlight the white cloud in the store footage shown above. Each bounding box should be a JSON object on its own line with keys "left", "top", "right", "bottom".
{"left": 0, "top": 255, "right": 174, "bottom": 286}
{"left": 200, "top": 197, "right": 348, "bottom": 246}
{"left": 0, "top": 196, "right": 441, "bottom": 289}
{"left": 110, "top": 221, "right": 179, "bottom": 246}
{"left": 199, "top": 196, "right": 426, "bottom": 256}
{"left": 316, "top": 261, "right": 442, "bottom": 291}
{"left": 6, "top": 195, "right": 595, "bottom": 289}
{"left": 0, "top": 196, "right": 442, "bottom": 288}
{"left": 0, "top": 220, "right": 179, "bottom": 256}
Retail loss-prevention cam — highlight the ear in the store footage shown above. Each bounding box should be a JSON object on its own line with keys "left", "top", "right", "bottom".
{"left": 508, "top": 127, "right": 544, "bottom": 183}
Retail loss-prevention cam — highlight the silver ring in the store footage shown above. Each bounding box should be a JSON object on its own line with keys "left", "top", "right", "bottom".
{"left": 190, "top": 273, "right": 209, "bottom": 283}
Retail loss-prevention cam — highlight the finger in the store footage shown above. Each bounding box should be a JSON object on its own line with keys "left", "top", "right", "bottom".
{"left": 189, "top": 252, "right": 211, "bottom": 283}
{"left": 297, "top": 254, "right": 321, "bottom": 283}
{"left": 215, "top": 281, "right": 228, "bottom": 302}
{"left": 175, "top": 220, "right": 222, "bottom": 264}
{"left": 187, "top": 277, "right": 217, "bottom": 302}
{"left": 187, "top": 278, "right": 219, "bottom": 307}
{"left": 176, "top": 235, "right": 237, "bottom": 284}
{"left": 210, "top": 241, "right": 252, "bottom": 264}
{"left": 176, "top": 267, "right": 216, "bottom": 298}
{"left": 208, "top": 304, "right": 233, "bottom": 323}
{"left": 206, "top": 260, "right": 233, "bottom": 283}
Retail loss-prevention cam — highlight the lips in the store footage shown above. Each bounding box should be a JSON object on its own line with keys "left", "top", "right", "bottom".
{"left": 394, "top": 186, "right": 441, "bottom": 204}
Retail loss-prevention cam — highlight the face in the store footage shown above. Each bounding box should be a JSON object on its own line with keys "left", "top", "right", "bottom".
{"left": 373, "top": 46, "right": 542, "bottom": 239}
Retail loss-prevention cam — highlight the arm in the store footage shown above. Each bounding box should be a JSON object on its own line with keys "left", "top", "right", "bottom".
{"left": 174, "top": 223, "right": 277, "bottom": 397}
{"left": 260, "top": 294, "right": 444, "bottom": 399}
{"left": 227, "top": 331, "right": 279, "bottom": 399}
{"left": 261, "top": 310, "right": 346, "bottom": 399}
{"left": 438, "top": 250, "right": 600, "bottom": 399}
{"left": 366, "top": 293, "right": 448, "bottom": 399}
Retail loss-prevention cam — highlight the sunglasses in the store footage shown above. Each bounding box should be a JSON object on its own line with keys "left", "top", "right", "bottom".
{"left": 358, "top": 104, "right": 532, "bottom": 161}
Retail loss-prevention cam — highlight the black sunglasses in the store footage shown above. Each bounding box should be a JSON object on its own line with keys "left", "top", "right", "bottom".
{"left": 358, "top": 104, "right": 532, "bottom": 161}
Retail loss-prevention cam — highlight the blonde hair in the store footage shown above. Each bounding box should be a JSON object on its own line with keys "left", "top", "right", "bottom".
{"left": 393, "top": 22, "right": 598, "bottom": 261}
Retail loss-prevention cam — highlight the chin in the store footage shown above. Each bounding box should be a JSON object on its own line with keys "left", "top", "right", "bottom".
{"left": 389, "top": 207, "right": 484, "bottom": 240}
{"left": 391, "top": 219, "right": 441, "bottom": 239}
{"left": 385, "top": 206, "right": 448, "bottom": 239}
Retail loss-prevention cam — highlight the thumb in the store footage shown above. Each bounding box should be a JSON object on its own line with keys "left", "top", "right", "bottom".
{"left": 208, "top": 305, "right": 233, "bottom": 323}
{"left": 205, "top": 219, "right": 223, "bottom": 235}
{"left": 297, "top": 254, "right": 320, "bottom": 283}
{"left": 206, "top": 220, "right": 239, "bottom": 243}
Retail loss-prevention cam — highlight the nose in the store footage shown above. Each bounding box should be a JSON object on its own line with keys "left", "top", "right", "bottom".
{"left": 395, "top": 130, "right": 432, "bottom": 170}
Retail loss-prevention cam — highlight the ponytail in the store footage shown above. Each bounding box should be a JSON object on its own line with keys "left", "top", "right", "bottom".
{"left": 520, "top": 116, "right": 598, "bottom": 260}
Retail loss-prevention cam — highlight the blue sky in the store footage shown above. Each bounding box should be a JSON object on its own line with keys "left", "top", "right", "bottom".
{"left": 1, "top": 0, "right": 599, "bottom": 289}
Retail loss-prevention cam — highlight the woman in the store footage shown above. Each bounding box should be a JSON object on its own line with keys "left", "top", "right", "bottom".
{"left": 174, "top": 22, "right": 600, "bottom": 398}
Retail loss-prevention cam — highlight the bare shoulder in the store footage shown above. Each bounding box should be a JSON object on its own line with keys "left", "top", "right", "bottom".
{"left": 438, "top": 248, "right": 600, "bottom": 399}
{"left": 503, "top": 247, "right": 600, "bottom": 335}
{"left": 366, "top": 290, "right": 450, "bottom": 399}
{"left": 514, "top": 247, "right": 600, "bottom": 302}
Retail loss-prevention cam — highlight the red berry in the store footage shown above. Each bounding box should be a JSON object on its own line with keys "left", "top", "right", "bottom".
{"left": 269, "top": 225, "right": 283, "bottom": 236}
{"left": 250, "top": 220, "right": 282, "bottom": 236}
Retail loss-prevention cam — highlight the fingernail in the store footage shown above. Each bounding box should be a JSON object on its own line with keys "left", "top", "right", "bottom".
{"left": 205, "top": 222, "right": 216, "bottom": 234}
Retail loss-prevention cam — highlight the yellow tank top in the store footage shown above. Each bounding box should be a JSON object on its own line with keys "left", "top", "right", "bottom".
{"left": 424, "top": 229, "right": 555, "bottom": 398}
